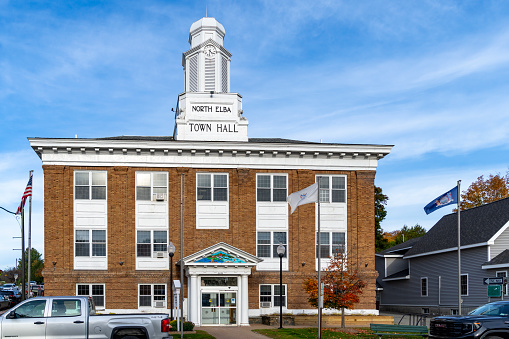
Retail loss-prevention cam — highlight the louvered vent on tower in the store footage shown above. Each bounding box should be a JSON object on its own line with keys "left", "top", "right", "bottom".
{"left": 189, "top": 55, "right": 198, "bottom": 92}
{"left": 221, "top": 56, "right": 228, "bottom": 93}
{"left": 204, "top": 57, "right": 215, "bottom": 92}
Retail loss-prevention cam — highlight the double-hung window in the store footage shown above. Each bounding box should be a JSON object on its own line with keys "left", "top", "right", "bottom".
{"left": 77, "top": 284, "right": 105, "bottom": 308}
{"left": 257, "top": 232, "right": 287, "bottom": 258}
{"left": 197, "top": 173, "right": 228, "bottom": 201}
{"left": 136, "top": 172, "right": 168, "bottom": 201}
{"left": 421, "top": 277, "right": 428, "bottom": 297}
{"left": 316, "top": 232, "right": 345, "bottom": 258}
{"left": 75, "top": 230, "right": 106, "bottom": 257}
{"left": 318, "top": 176, "right": 346, "bottom": 203}
{"left": 461, "top": 274, "right": 468, "bottom": 296}
{"left": 139, "top": 284, "right": 166, "bottom": 308}
{"left": 137, "top": 231, "right": 167, "bottom": 258}
{"left": 257, "top": 175, "right": 287, "bottom": 202}
{"left": 75, "top": 171, "right": 106, "bottom": 200}
{"left": 259, "top": 284, "right": 286, "bottom": 308}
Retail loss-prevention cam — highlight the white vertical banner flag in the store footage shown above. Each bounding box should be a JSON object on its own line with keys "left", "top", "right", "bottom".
{"left": 287, "top": 182, "right": 319, "bottom": 214}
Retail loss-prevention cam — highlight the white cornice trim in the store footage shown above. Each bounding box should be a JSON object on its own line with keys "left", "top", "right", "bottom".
{"left": 482, "top": 263, "right": 509, "bottom": 269}
{"left": 29, "top": 138, "right": 392, "bottom": 170}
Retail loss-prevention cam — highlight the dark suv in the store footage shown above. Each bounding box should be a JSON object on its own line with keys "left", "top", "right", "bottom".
{"left": 430, "top": 301, "right": 509, "bottom": 338}
{"left": 0, "top": 290, "right": 20, "bottom": 307}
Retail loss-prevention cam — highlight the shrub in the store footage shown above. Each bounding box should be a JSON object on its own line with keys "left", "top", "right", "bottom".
{"left": 169, "top": 320, "right": 195, "bottom": 331}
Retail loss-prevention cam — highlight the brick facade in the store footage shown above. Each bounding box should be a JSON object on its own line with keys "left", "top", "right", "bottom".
{"left": 42, "top": 164, "right": 377, "bottom": 311}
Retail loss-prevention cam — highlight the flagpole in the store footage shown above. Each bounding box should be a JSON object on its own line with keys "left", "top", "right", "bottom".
{"left": 27, "top": 170, "right": 33, "bottom": 298}
{"left": 457, "top": 180, "right": 461, "bottom": 315}
{"left": 180, "top": 173, "right": 184, "bottom": 339}
{"left": 21, "top": 208, "right": 26, "bottom": 301}
{"left": 317, "top": 176, "right": 322, "bottom": 339}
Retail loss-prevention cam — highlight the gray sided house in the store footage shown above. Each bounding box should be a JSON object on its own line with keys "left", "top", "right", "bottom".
{"left": 376, "top": 197, "right": 509, "bottom": 316}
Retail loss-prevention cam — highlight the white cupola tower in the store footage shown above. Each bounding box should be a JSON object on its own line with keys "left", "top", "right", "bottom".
{"left": 175, "top": 17, "right": 248, "bottom": 142}
{"left": 184, "top": 17, "right": 230, "bottom": 93}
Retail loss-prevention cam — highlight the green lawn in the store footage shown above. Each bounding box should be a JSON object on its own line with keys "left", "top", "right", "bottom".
{"left": 252, "top": 327, "right": 425, "bottom": 338}
{"left": 170, "top": 330, "right": 215, "bottom": 339}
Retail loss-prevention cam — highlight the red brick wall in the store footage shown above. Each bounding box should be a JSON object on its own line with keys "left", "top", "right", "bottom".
{"left": 42, "top": 165, "right": 377, "bottom": 310}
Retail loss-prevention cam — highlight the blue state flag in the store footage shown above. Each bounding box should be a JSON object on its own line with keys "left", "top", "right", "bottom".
{"left": 424, "top": 186, "right": 458, "bottom": 215}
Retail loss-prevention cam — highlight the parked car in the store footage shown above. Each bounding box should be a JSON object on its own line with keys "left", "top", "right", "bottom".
{"left": 0, "top": 290, "right": 18, "bottom": 307}
{"left": 0, "top": 296, "right": 171, "bottom": 338}
{"left": 1, "top": 284, "right": 17, "bottom": 290}
{"left": 0, "top": 296, "right": 9, "bottom": 310}
{"left": 430, "top": 300, "right": 509, "bottom": 338}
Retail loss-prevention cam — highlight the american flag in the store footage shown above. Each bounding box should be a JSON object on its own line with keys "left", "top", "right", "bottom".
{"left": 15, "top": 175, "right": 33, "bottom": 215}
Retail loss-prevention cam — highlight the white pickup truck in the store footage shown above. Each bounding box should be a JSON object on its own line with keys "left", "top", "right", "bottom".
{"left": 0, "top": 296, "right": 171, "bottom": 339}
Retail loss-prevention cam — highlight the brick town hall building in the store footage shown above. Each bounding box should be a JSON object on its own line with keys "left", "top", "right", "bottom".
{"left": 29, "top": 17, "right": 392, "bottom": 326}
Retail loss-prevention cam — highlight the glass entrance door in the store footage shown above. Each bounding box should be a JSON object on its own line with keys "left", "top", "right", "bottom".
{"left": 201, "top": 291, "right": 237, "bottom": 325}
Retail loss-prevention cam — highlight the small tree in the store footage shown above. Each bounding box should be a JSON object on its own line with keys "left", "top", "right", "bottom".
{"left": 459, "top": 173, "right": 509, "bottom": 210}
{"left": 16, "top": 248, "right": 44, "bottom": 284}
{"left": 302, "top": 249, "right": 366, "bottom": 328}
{"left": 375, "top": 186, "right": 389, "bottom": 252}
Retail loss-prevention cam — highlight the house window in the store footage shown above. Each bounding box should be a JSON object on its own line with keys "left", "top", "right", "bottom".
{"left": 451, "top": 309, "right": 459, "bottom": 315}
{"left": 316, "top": 232, "right": 345, "bottom": 258}
{"left": 422, "top": 308, "right": 430, "bottom": 314}
{"left": 257, "top": 174, "right": 287, "bottom": 202}
{"left": 75, "top": 230, "right": 106, "bottom": 257}
{"left": 497, "top": 271, "right": 508, "bottom": 295}
{"left": 197, "top": 173, "right": 228, "bottom": 201}
{"left": 259, "top": 284, "right": 286, "bottom": 308}
{"left": 421, "top": 277, "right": 428, "bottom": 297}
{"left": 257, "top": 232, "right": 287, "bottom": 258}
{"left": 461, "top": 274, "right": 468, "bottom": 296}
{"left": 77, "top": 284, "right": 104, "bottom": 308}
{"left": 139, "top": 284, "right": 166, "bottom": 308}
{"left": 136, "top": 172, "right": 168, "bottom": 201}
{"left": 75, "top": 171, "right": 106, "bottom": 200}
{"left": 318, "top": 175, "right": 346, "bottom": 203}
{"left": 136, "top": 231, "right": 167, "bottom": 257}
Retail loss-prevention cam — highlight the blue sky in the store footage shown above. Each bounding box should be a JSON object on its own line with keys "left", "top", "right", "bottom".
{"left": 1, "top": 0, "right": 509, "bottom": 270}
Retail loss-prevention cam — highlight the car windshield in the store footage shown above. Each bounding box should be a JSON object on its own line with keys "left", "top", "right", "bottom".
{"left": 469, "top": 303, "right": 509, "bottom": 316}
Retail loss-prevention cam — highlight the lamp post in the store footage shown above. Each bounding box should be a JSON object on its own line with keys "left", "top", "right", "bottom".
{"left": 277, "top": 243, "right": 286, "bottom": 329}
{"left": 168, "top": 241, "right": 175, "bottom": 321}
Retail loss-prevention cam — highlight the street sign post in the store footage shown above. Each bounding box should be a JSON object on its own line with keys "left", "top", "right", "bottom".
{"left": 484, "top": 277, "right": 505, "bottom": 285}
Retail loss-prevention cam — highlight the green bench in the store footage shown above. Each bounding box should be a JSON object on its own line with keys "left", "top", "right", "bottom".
{"left": 370, "top": 324, "right": 428, "bottom": 338}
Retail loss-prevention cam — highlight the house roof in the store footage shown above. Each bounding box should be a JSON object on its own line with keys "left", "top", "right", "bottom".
{"left": 404, "top": 197, "right": 509, "bottom": 258}
{"left": 483, "top": 249, "right": 509, "bottom": 267}
{"left": 377, "top": 237, "right": 421, "bottom": 256}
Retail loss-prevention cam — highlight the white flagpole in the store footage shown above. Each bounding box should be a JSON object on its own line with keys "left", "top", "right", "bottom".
{"left": 457, "top": 180, "right": 461, "bottom": 315}
{"left": 27, "top": 170, "right": 33, "bottom": 298}
{"left": 317, "top": 176, "right": 322, "bottom": 339}
{"left": 180, "top": 173, "right": 184, "bottom": 339}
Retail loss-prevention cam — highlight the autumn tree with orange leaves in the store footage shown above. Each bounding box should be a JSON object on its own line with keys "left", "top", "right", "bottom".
{"left": 459, "top": 173, "right": 509, "bottom": 211}
{"left": 302, "top": 249, "right": 366, "bottom": 328}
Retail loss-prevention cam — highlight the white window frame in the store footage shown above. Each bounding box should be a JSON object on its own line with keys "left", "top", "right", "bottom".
{"left": 74, "top": 171, "right": 107, "bottom": 200}
{"left": 138, "top": 284, "right": 166, "bottom": 308}
{"left": 461, "top": 274, "right": 469, "bottom": 296}
{"left": 76, "top": 284, "right": 105, "bottom": 310}
{"left": 135, "top": 172, "right": 168, "bottom": 202}
{"left": 256, "top": 174, "right": 288, "bottom": 202}
{"left": 497, "top": 271, "right": 508, "bottom": 296}
{"left": 74, "top": 229, "right": 107, "bottom": 258}
{"left": 256, "top": 231, "right": 288, "bottom": 259}
{"left": 196, "top": 173, "right": 229, "bottom": 202}
{"left": 421, "top": 277, "right": 428, "bottom": 297}
{"left": 136, "top": 230, "right": 168, "bottom": 258}
{"left": 317, "top": 175, "right": 346, "bottom": 203}
{"left": 259, "top": 284, "right": 287, "bottom": 308}
{"left": 316, "top": 231, "right": 346, "bottom": 259}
